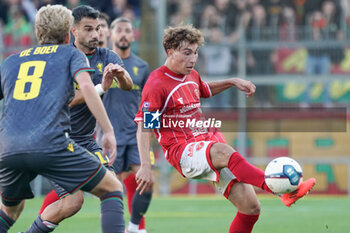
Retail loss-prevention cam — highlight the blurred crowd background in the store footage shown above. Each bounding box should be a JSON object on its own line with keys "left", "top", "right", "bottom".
{"left": 1, "top": 0, "right": 350, "bottom": 107}
{"left": 1, "top": 0, "right": 350, "bottom": 196}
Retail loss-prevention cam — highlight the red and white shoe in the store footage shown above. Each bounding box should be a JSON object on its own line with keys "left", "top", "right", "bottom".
{"left": 281, "top": 178, "right": 316, "bottom": 207}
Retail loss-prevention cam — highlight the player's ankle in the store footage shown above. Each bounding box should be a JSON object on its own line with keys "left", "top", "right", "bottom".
{"left": 127, "top": 222, "right": 139, "bottom": 232}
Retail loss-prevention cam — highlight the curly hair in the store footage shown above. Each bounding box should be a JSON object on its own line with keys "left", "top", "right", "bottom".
{"left": 35, "top": 5, "right": 73, "bottom": 45}
{"left": 163, "top": 24, "right": 204, "bottom": 54}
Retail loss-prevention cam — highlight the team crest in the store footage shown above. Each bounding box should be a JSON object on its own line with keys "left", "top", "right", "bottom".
{"left": 96, "top": 62, "right": 103, "bottom": 73}
{"left": 133, "top": 66, "right": 138, "bottom": 76}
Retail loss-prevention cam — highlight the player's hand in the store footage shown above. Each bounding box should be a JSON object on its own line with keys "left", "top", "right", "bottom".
{"left": 106, "top": 63, "right": 126, "bottom": 80}
{"left": 232, "top": 78, "right": 256, "bottom": 97}
{"left": 135, "top": 165, "right": 154, "bottom": 195}
{"left": 101, "top": 63, "right": 115, "bottom": 91}
{"left": 101, "top": 131, "right": 117, "bottom": 164}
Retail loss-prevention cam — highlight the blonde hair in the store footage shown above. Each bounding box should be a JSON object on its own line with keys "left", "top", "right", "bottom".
{"left": 35, "top": 5, "right": 73, "bottom": 45}
{"left": 163, "top": 24, "right": 204, "bottom": 53}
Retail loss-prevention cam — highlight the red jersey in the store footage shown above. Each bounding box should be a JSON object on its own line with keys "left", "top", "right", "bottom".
{"left": 135, "top": 65, "right": 225, "bottom": 174}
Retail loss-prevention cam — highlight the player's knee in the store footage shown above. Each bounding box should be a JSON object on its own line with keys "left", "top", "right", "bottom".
{"left": 90, "top": 170, "right": 124, "bottom": 197}
{"left": 210, "top": 143, "right": 235, "bottom": 168}
{"left": 60, "top": 194, "right": 84, "bottom": 218}
{"left": 248, "top": 201, "right": 261, "bottom": 215}
{"left": 237, "top": 200, "right": 261, "bottom": 215}
{"left": 67, "top": 197, "right": 83, "bottom": 216}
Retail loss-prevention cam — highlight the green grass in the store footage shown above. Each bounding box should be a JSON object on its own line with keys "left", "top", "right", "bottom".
{"left": 9, "top": 195, "right": 350, "bottom": 233}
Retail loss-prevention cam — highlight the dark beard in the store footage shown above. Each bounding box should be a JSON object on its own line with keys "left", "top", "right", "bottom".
{"left": 116, "top": 42, "right": 130, "bottom": 51}
{"left": 82, "top": 40, "right": 98, "bottom": 51}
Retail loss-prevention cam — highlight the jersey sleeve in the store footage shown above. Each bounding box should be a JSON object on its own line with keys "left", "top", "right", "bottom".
{"left": 107, "top": 49, "right": 125, "bottom": 67}
{"left": 198, "top": 73, "right": 212, "bottom": 98}
{"left": 70, "top": 48, "right": 95, "bottom": 80}
{"left": 135, "top": 77, "right": 164, "bottom": 123}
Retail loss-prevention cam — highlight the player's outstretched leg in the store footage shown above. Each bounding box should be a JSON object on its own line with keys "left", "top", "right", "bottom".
{"left": 226, "top": 182, "right": 260, "bottom": 233}
{"left": 124, "top": 174, "right": 147, "bottom": 232}
{"left": 210, "top": 144, "right": 272, "bottom": 193}
{"left": 211, "top": 143, "right": 316, "bottom": 207}
{"left": 281, "top": 178, "right": 316, "bottom": 207}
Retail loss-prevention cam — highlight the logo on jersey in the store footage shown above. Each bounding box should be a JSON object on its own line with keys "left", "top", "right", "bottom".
{"left": 177, "top": 97, "right": 184, "bottom": 105}
{"left": 143, "top": 110, "right": 161, "bottom": 129}
{"left": 142, "top": 101, "right": 150, "bottom": 112}
{"left": 67, "top": 143, "right": 74, "bottom": 152}
{"left": 133, "top": 66, "right": 138, "bottom": 76}
{"left": 96, "top": 62, "right": 103, "bottom": 73}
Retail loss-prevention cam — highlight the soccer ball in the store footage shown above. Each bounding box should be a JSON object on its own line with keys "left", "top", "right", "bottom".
{"left": 264, "top": 157, "right": 303, "bottom": 194}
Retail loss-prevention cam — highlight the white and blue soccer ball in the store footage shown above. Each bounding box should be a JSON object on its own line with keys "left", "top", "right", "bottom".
{"left": 264, "top": 157, "right": 303, "bottom": 194}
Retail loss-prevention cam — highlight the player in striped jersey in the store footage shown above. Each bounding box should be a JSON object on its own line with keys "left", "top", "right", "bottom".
{"left": 134, "top": 25, "right": 316, "bottom": 233}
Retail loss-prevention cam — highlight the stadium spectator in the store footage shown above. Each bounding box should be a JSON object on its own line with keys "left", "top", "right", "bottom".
{"left": 198, "top": 4, "right": 221, "bottom": 39}
{"left": 302, "top": 11, "right": 331, "bottom": 107}
{"left": 279, "top": 6, "right": 297, "bottom": 41}
{"left": 246, "top": 4, "right": 273, "bottom": 75}
{"left": 3, "top": 2, "right": 33, "bottom": 48}
{"left": 294, "top": 0, "right": 325, "bottom": 26}
{"left": 169, "top": 0, "right": 193, "bottom": 26}
{"left": 200, "top": 25, "right": 234, "bottom": 107}
{"left": 105, "top": 0, "right": 127, "bottom": 22}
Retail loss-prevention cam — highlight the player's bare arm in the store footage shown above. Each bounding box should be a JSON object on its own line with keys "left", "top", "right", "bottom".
{"left": 135, "top": 122, "right": 154, "bottom": 195}
{"left": 208, "top": 78, "right": 256, "bottom": 97}
{"left": 105, "top": 63, "right": 133, "bottom": 91}
{"left": 75, "top": 71, "right": 116, "bottom": 161}
{"left": 68, "top": 90, "right": 84, "bottom": 107}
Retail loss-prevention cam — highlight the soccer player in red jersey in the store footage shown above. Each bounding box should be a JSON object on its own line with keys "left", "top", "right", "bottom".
{"left": 134, "top": 25, "right": 316, "bottom": 233}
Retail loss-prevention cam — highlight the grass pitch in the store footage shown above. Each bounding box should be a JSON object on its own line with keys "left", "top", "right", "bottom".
{"left": 9, "top": 195, "right": 349, "bottom": 233}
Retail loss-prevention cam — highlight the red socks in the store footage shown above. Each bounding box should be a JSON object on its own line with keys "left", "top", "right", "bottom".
{"left": 38, "top": 190, "right": 60, "bottom": 214}
{"left": 228, "top": 152, "right": 272, "bottom": 193}
{"left": 229, "top": 212, "right": 259, "bottom": 233}
{"left": 124, "top": 173, "right": 146, "bottom": 230}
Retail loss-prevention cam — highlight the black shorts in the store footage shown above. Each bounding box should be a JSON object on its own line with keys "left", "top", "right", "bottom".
{"left": 114, "top": 144, "right": 155, "bottom": 174}
{"left": 0, "top": 141, "right": 106, "bottom": 206}
{"left": 53, "top": 140, "right": 114, "bottom": 197}
{"left": 80, "top": 139, "right": 112, "bottom": 168}
{"left": 114, "top": 144, "right": 140, "bottom": 173}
